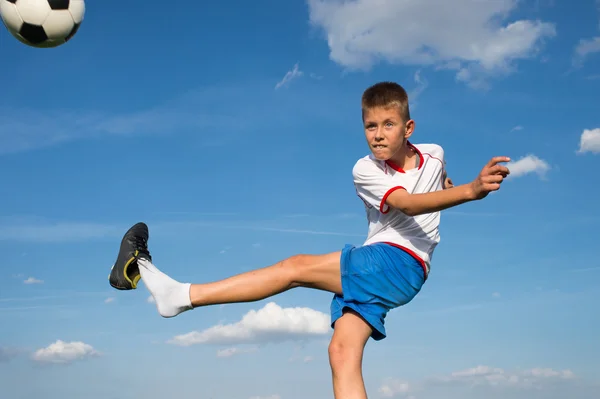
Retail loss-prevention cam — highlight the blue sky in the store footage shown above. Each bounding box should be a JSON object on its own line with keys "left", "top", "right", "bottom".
{"left": 1, "top": 0, "right": 599, "bottom": 398}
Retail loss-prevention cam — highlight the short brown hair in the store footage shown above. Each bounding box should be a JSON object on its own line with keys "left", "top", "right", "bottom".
{"left": 361, "top": 81, "right": 410, "bottom": 121}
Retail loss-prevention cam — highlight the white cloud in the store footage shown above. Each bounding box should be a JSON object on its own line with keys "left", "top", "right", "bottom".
{"left": 216, "top": 346, "right": 258, "bottom": 358}
{"left": 275, "top": 63, "right": 303, "bottom": 89}
{"left": 23, "top": 277, "right": 43, "bottom": 284}
{"left": 379, "top": 379, "right": 412, "bottom": 397}
{"left": 31, "top": 340, "right": 100, "bottom": 365}
{"left": 167, "top": 302, "right": 330, "bottom": 346}
{"left": 249, "top": 395, "right": 281, "bottom": 399}
{"left": 147, "top": 295, "right": 155, "bottom": 303}
{"left": 104, "top": 297, "right": 115, "bottom": 304}
{"left": 577, "top": 128, "right": 600, "bottom": 154}
{"left": 307, "top": 0, "right": 556, "bottom": 87}
{"left": 506, "top": 155, "right": 550, "bottom": 178}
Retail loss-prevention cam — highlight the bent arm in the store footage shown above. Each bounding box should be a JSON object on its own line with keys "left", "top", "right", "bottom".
{"left": 386, "top": 184, "right": 475, "bottom": 216}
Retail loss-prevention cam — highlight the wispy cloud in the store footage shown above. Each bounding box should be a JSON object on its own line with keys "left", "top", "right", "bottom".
{"left": 0, "top": 84, "right": 255, "bottom": 154}
{"left": 572, "top": 37, "right": 600, "bottom": 67}
{"left": 409, "top": 70, "right": 429, "bottom": 108}
{"left": 509, "top": 125, "right": 524, "bottom": 133}
{"left": 155, "top": 220, "right": 365, "bottom": 238}
{"left": 571, "top": 0, "right": 600, "bottom": 68}
{"left": 0, "top": 216, "right": 365, "bottom": 243}
{"left": 379, "top": 365, "right": 582, "bottom": 398}
{"left": 216, "top": 346, "right": 259, "bottom": 358}
{"left": 0, "top": 217, "right": 122, "bottom": 242}
{"left": 275, "top": 63, "right": 304, "bottom": 89}
{"left": 0, "top": 81, "right": 327, "bottom": 155}
{"left": 0, "top": 304, "right": 73, "bottom": 312}
{"left": 0, "top": 291, "right": 109, "bottom": 303}
{"left": 0, "top": 291, "right": 113, "bottom": 312}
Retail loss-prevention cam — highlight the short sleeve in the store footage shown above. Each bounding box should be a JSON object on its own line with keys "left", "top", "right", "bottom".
{"left": 353, "top": 158, "right": 407, "bottom": 214}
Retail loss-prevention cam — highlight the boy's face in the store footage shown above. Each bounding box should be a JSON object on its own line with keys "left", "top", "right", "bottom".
{"left": 362, "top": 106, "right": 414, "bottom": 161}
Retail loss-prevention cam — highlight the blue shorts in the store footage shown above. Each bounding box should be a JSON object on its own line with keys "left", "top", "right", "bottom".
{"left": 330, "top": 243, "right": 426, "bottom": 341}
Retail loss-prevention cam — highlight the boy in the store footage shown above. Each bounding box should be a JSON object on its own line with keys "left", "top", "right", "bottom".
{"left": 108, "top": 81, "right": 510, "bottom": 399}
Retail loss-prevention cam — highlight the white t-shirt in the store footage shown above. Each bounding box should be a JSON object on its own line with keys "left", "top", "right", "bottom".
{"left": 353, "top": 142, "right": 446, "bottom": 278}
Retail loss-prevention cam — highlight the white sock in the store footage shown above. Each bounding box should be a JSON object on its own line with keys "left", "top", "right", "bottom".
{"left": 138, "top": 258, "right": 193, "bottom": 318}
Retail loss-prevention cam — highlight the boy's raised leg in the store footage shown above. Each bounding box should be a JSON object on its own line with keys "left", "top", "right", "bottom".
{"left": 329, "top": 309, "right": 373, "bottom": 399}
{"left": 189, "top": 252, "right": 343, "bottom": 306}
{"left": 138, "top": 251, "right": 344, "bottom": 317}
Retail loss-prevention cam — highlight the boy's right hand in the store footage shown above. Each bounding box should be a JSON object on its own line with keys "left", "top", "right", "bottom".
{"left": 469, "top": 156, "right": 511, "bottom": 200}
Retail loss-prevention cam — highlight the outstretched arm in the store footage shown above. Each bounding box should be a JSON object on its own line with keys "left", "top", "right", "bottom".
{"left": 386, "top": 156, "right": 510, "bottom": 216}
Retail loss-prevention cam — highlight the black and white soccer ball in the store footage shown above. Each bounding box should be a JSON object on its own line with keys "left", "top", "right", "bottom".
{"left": 0, "top": 0, "right": 85, "bottom": 48}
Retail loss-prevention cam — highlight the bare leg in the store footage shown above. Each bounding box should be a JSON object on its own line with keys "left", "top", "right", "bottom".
{"left": 190, "top": 252, "right": 343, "bottom": 307}
{"left": 329, "top": 309, "right": 373, "bottom": 399}
{"left": 139, "top": 252, "right": 343, "bottom": 317}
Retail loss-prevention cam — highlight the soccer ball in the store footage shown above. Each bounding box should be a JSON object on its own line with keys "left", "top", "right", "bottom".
{"left": 0, "top": 0, "right": 85, "bottom": 48}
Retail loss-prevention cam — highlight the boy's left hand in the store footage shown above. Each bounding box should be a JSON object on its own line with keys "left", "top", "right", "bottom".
{"left": 444, "top": 176, "right": 454, "bottom": 189}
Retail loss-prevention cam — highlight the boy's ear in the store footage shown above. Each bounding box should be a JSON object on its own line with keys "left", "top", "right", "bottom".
{"left": 404, "top": 119, "right": 415, "bottom": 138}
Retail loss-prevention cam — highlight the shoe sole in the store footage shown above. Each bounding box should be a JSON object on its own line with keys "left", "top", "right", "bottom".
{"left": 108, "top": 256, "right": 142, "bottom": 290}
{"left": 108, "top": 222, "right": 149, "bottom": 290}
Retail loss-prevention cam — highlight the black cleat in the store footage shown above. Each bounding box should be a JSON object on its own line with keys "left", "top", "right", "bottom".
{"left": 109, "top": 222, "right": 152, "bottom": 290}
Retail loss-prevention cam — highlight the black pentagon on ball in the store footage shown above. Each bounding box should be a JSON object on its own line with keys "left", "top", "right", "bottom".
{"left": 6, "top": 0, "right": 17, "bottom": 3}
{"left": 65, "top": 22, "right": 79, "bottom": 42}
{"left": 47, "top": 0, "right": 69, "bottom": 10}
{"left": 19, "top": 23, "right": 48, "bottom": 44}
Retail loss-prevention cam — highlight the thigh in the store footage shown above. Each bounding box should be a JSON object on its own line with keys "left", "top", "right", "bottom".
{"left": 330, "top": 308, "right": 373, "bottom": 356}
{"left": 289, "top": 251, "right": 343, "bottom": 295}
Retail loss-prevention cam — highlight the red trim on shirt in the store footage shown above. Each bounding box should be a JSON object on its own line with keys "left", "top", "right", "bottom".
{"left": 422, "top": 152, "right": 443, "bottom": 167}
{"left": 380, "top": 186, "right": 405, "bottom": 214}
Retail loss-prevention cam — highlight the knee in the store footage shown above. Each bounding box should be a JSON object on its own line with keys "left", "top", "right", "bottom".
{"left": 328, "top": 338, "right": 362, "bottom": 373}
{"left": 282, "top": 254, "right": 312, "bottom": 286}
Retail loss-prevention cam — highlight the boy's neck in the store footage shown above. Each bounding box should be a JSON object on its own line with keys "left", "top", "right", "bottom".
{"left": 387, "top": 142, "right": 420, "bottom": 171}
